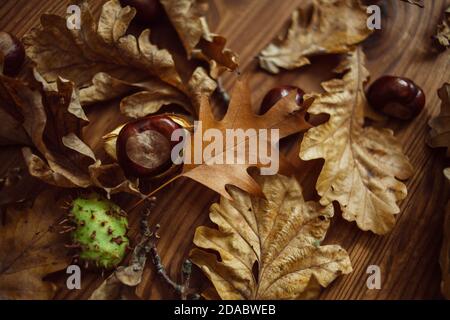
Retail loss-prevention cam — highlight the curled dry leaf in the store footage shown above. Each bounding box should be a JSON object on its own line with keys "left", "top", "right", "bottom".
{"left": 0, "top": 190, "right": 70, "bottom": 299}
{"left": 0, "top": 70, "right": 141, "bottom": 197}
{"left": 23, "top": 0, "right": 216, "bottom": 117}
{"left": 258, "top": 0, "right": 372, "bottom": 74}
{"left": 160, "top": 0, "right": 238, "bottom": 78}
{"left": 433, "top": 7, "right": 450, "bottom": 49}
{"left": 0, "top": 72, "right": 93, "bottom": 188}
{"left": 299, "top": 48, "right": 413, "bottom": 235}
{"left": 190, "top": 174, "right": 352, "bottom": 300}
{"left": 428, "top": 83, "right": 450, "bottom": 156}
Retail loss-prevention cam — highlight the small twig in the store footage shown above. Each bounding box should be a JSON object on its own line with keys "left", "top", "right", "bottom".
{"left": 144, "top": 202, "right": 200, "bottom": 300}
{"left": 129, "top": 197, "right": 158, "bottom": 272}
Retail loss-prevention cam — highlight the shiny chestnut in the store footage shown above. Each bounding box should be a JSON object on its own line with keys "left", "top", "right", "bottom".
{"left": 0, "top": 31, "right": 25, "bottom": 77}
{"left": 119, "top": 0, "right": 163, "bottom": 25}
{"left": 260, "top": 85, "right": 305, "bottom": 115}
{"left": 116, "top": 115, "right": 181, "bottom": 178}
{"left": 367, "top": 76, "right": 425, "bottom": 120}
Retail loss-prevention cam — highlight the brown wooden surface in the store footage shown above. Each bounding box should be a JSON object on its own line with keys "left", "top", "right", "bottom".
{"left": 1, "top": 0, "right": 450, "bottom": 300}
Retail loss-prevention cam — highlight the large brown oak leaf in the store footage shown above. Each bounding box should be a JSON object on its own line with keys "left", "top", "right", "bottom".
{"left": 131, "top": 78, "right": 311, "bottom": 204}
{"left": 190, "top": 174, "right": 352, "bottom": 300}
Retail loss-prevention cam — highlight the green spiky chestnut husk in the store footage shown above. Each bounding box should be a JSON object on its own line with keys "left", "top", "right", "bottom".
{"left": 70, "top": 194, "right": 129, "bottom": 269}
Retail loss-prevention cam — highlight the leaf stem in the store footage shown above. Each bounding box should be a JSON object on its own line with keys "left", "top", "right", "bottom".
{"left": 127, "top": 175, "right": 181, "bottom": 213}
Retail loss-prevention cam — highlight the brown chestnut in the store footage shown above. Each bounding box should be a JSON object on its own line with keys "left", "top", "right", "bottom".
{"left": 0, "top": 31, "right": 25, "bottom": 77}
{"left": 119, "top": 0, "right": 163, "bottom": 25}
{"left": 367, "top": 76, "right": 425, "bottom": 120}
{"left": 116, "top": 114, "right": 183, "bottom": 178}
{"left": 260, "top": 85, "right": 305, "bottom": 115}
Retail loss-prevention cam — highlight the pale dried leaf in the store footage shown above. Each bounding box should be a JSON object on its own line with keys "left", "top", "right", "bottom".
{"left": 0, "top": 190, "right": 70, "bottom": 299}
{"left": 428, "top": 83, "right": 450, "bottom": 157}
{"left": 259, "top": 0, "right": 372, "bottom": 74}
{"left": 79, "top": 72, "right": 192, "bottom": 117}
{"left": 299, "top": 48, "right": 413, "bottom": 235}
{"left": 434, "top": 7, "right": 450, "bottom": 49}
{"left": 62, "top": 133, "right": 96, "bottom": 161}
{"left": 186, "top": 67, "right": 217, "bottom": 110}
{"left": 191, "top": 174, "right": 352, "bottom": 300}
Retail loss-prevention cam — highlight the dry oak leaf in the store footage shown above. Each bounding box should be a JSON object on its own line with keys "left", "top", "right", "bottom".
{"left": 23, "top": 0, "right": 215, "bottom": 116}
{"left": 190, "top": 174, "right": 352, "bottom": 300}
{"left": 179, "top": 78, "right": 311, "bottom": 200}
{"left": 0, "top": 190, "right": 70, "bottom": 299}
{"left": 160, "top": 0, "right": 238, "bottom": 78}
{"left": 433, "top": 7, "right": 450, "bottom": 49}
{"left": 299, "top": 48, "right": 413, "bottom": 235}
{"left": 428, "top": 83, "right": 450, "bottom": 156}
{"left": 132, "top": 78, "right": 311, "bottom": 208}
{"left": 258, "top": 0, "right": 372, "bottom": 74}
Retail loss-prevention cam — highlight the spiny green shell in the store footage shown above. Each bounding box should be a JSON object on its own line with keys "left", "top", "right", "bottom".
{"left": 70, "top": 194, "right": 128, "bottom": 269}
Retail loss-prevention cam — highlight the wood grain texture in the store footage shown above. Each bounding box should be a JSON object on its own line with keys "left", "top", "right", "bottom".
{"left": 0, "top": 0, "right": 449, "bottom": 300}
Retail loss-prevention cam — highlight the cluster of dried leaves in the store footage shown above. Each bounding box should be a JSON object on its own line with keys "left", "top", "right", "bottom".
{"left": 0, "top": 69, "right": 142, "bottom": 199}
{"left": 189, "top": 0, "right": 410, "bottom": 299}
{"left": 0, "top": 0, "right": 240, "bottom": 203}
{"left": 0, "top": 0, "right": 238, "bottom": 300}
{"left": 0, "top": 0, "right": 447, "bottom": 301}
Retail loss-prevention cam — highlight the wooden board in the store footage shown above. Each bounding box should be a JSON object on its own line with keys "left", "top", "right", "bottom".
{"left": 0, "top": 0, "right": 449, "bottom": 300}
